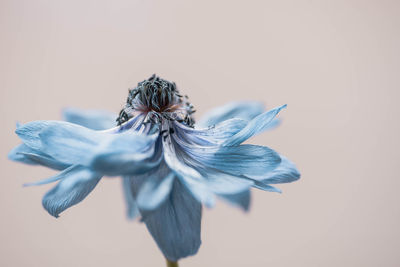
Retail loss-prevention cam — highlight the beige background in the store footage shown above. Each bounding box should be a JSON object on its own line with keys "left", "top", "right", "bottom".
{"left": 1, "top": 0, "right": 399, "bottom": 266}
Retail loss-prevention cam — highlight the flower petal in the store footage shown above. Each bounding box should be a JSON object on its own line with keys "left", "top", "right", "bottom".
{"left": 162, "top": 129, "right": 215, "bottom": 206}
{"left": 22, "top": 121, "right": 157, "bottom": 167}
{"left": 220, "top": 189, "right": 251, "bottom": 211}
{"left": 42, "top": 167, "right": 102, "bottom": 217}
{"left": 62, "top": 107, "right": 117, "bottom": 130}
{"left": 15, "top": 120, "right": 57, "bottom": 149}
{"left": 197, "top": 101, "right": 265, "bottom": 127}
{"left": 259, "top": 156, "right": 301, "bottom": 184}
{"left": 137, "top": 174, "right": 175, "bottom": 211}
{"left": 24, "top": 165, "right": 77, "bottom": 186}
{"left": 175, "top": 138, "right": 281, "bottom": 180}
{"left": 122, "top": 177, "right": 141, "bottom": 219}
{"left": 223, "top": 104, "right": 287, "bottom": 146}
{"left": 90, "top": 136, "right": 161, "bottom": 176}
{"left": 136, "top": 166, "right": 175, "bottom": 211}
{"left": 8, "top": 144, "right": 69, "bottom": 170}
{"left": 252, "top": 182, "right": 282, "bottom": 193}
{"left": 178, "top": 175, "right": 216, "bottom": 207}
{"left": 203, "top": 170, "right": 254, "bottom": 194}
{"left": 174, "top": 119, "right": 247, "bottom": 145}
{"left": 142, "top": 179, "right": 202, "bottom": 262}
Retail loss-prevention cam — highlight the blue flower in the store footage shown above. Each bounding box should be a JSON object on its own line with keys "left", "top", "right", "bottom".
{"left": 8, "top": 75, "right": 300, "bottom": 262}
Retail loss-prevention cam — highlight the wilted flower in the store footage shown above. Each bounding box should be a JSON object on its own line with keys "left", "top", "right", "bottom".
{"left": 9, "top": 75, "right": 300, "bottom": 264}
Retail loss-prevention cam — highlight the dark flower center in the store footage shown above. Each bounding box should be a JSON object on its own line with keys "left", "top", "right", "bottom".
{"left": 117, "top": 74, "right": 195, "bottom": 127}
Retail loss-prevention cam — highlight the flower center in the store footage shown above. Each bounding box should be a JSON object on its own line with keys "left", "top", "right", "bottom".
{"left": 117, "top": 75, "right": 195, "bottom": 127}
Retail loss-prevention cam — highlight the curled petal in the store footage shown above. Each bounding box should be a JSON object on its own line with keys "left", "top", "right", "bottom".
{"left": 162, "top": 131, "right": 202, "bottom": 180}
{"left": 89, "top": 136, "right": 161, "bottom": 176}
{"left": 197, "top": 101, "right": 265, "bottom": 127}
{"left": 17, "top": 121, "right": 158, "bottom": 169}
{"left": 91, "top": 152, "right": 161, "bottom": 176}
{"left": 24, "top": 165, "right": 77, "bottom": 186}
{"left": 15, "top": 120, "right": 57, "bottom": 149}
{"left": 8, "top": 144, "right": 69, "bottom": 170}
{"left": 223, "top": 104, "right": 287, "bottom": 146}
{"left": 62, "top": 107, "right": 117, "bottom": 130}
{"left": 42, "top": 167, "right": 102, "bottom": 217}
{"left": 162, "top": 128, "right": 215, "bottom": 206}
{"left": 259, "top": 156, "right": 301, "bottom": 184}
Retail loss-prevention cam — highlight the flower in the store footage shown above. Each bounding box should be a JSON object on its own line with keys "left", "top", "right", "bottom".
{"left": 8, "top": 75, "right": 300, "bottom": 262}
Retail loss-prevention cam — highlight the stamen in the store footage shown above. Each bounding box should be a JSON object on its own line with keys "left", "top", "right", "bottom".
{"left": 117, "top": 75, "right": 195, "bottom": 127}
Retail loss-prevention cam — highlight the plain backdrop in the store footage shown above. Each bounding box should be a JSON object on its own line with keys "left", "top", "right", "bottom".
{"left": 1, "top": 0, "right": 399, "bottom": 266}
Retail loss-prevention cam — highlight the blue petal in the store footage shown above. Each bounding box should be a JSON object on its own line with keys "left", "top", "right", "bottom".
{"left": 15, "top": 120, "right": 57, "bottom": 149}
{"left": 259, "top": 156, "right": 301, "bottom": 184}
{"left": 223, "top": 104, "right": 287, "bottom": 146}
{"left": 141, "top": 179, "right": 202, "bottom": 262}
{"left": 178, "top": 175, "right": 216, "bottom": 207}
{"left": 175, "top": 137, "right": 281, "bottom": 180}
{"left": 122, "top": 177, "right": 141, "bottom": 219}
{"left": 42, "top": 167, "right": 102, "bottom": 217}
{"left": 62, "top": 107, "right": 117, "bottom": 130}
{"left": 202, "top": 170, "right": 254, "bottom": 195}
{"left": 24, "top": 165, "right": 77, "bottom": 186}
{"left": 38, "top": 122, "right": 103, "bottom": 165}
{"left": 252, "top": 182, "right": 282, "bottom": 193}
{"left": 174, "top": 119, "right": 247, "bottom": 146}
{"left": 18, "top": 121, "right": 158, "bottom": 170}
{"left": 162, "top": 131, "right": 215, "bottom": 206}
{"left": 172, "top": 147, "right": 254, "bottom": 195}
{"left": 136, "top": 165, "right": 175, "bottom": 211}
{"left": 8, "top": 144, "right": 69, "bottom": 170}
{"left": 197, "top": 101, "right": 265, "bottom": 127}
{"left": 90, "top": 136, "right": 161, "bottom": 176}
{"left": 220, "top": 189, "right": 251, "bottom": 211}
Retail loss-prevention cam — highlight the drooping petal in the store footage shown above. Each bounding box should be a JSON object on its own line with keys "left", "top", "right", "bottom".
{"left": 8, "top": 144, "right": 69, "bottom": 170}
{"left": 42, "top": 167, "right": 102, "bottom": 217}
{"left": 122, "top": 177, "right": 141, "bottom": 220}
{"left": 220, "top": 189, "right": 251, "bottom": 211}
{"left": 141, "top": 179, "right": 202, "bottom": 262}
{"left": 136, "top": 172, "right": 175, "bottom": 211}
{"left": 177, "top": 175, "right": 216, "bottom": 208}
{"left": 62, "top": 107, "right": 117, "bottom": 130}
{"left": 259, "top": 156, "right": 301, "bottom": 184}
{"left": 223, "top": 104, "right": 287, "bottom": 146}
{"left": 197, "top": 101, "right": 265, "bottom": 127}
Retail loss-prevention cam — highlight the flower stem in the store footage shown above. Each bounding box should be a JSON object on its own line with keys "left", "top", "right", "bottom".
{"left": 166, "top": 259, "right": 179, "bottom": 267}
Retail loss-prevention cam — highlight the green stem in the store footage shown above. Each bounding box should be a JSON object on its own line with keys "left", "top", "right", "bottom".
{"left": 166, "top": 259, "right": 179, "bottom": 267}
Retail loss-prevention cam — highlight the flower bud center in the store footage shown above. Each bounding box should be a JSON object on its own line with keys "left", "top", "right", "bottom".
{"left": 117, "top": 75, "right": 195, "bottom": 127}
